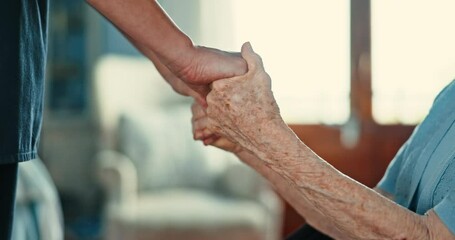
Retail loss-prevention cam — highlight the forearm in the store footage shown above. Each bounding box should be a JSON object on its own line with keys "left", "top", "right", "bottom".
{"left": 236, "top": 149, "right": 345, "bottom": 239}
{"left": 87, "top": 0, "right": 193, "bottom": 69}
{"left": 119, "top": 29, "right": 207, "bottom": 104}
{"left": 252, "top": 120, "right": 430, "bottom": 239}
{"left": 88, "top": 0, "right": 247, "bottom": 85}
{"left": 374, "top": 187, "right": 394, "bottom": 201}
{"left": 204, "top": 43, "right": 452, "bottom": 239}
{"left": 121, "top": 31, "right": 179, "bottom": 85}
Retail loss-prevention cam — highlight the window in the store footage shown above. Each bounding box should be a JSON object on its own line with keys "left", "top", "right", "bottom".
{"left": 199, "top": 0, "right": 351, "bottom": 124}
{"left": 372, "top": 1, "right": 455, "bottom": 124}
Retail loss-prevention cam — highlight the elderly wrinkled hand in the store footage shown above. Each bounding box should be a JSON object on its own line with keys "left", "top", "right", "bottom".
{"left": 205, "top": 42, "right": 284, "bottom": 158}
{"left": 191, "top": 101, "right": 243, "bottom": 154}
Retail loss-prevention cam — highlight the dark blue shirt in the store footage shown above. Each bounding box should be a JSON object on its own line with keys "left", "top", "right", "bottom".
{"left": 0, "top": 0, "right": 49, "bottom": 163}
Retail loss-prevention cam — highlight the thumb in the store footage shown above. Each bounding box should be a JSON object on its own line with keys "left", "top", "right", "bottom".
{"left": 241, "top": 42, "right": 264, "bottom": 72}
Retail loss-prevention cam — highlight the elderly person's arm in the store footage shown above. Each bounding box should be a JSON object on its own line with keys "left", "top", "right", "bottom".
{"left": 192, "top": 105, "right": 345, "bottom": 238}
{"left": 193, "top": 104, "right": 415, "bottom": 239}
{"left": 86, "top": 0, "right": 246, "bottom": 99}
{"left": 201, "top": 42, "right": 455, "bottom": 239}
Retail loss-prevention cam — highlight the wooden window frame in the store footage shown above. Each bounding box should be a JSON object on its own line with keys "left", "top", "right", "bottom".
{"left": 282, "top": 0, "right": 415, "bottom": 236}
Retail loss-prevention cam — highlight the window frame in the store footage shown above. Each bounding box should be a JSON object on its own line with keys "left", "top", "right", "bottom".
{"left": 283, "top": 0, "right": 416, "bottom": 236}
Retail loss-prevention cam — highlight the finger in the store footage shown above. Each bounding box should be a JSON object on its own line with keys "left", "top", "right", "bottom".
{"left": 241, "top": 42, "right": 264, "bottom": 72}
{"left": 210, "top": 79, "right": 228, "bottom": 91}
{"left": 202, "top": 128, "right": 215, "bottom": 138}
{"left": 190, "top": 84, "right": 210, "bottom": 108}
{"left": 191, "top": 93, "right": 207, "bottom": 108}
{"left": 194, "top": 130, "right": 215, "bottom": 141}
{"left": 204, "top": 83, "right": 215, "bottom": 106}
{"left": 191, "top": 102, "right": 207, "bottom": 121}
{"left": 193, "top": 117, "right": 209, "bottom": 132}
{"left": 192, "top": 117, "right": 211, "bottom": 141}
{"left": 188, "top": 83, "right": 211, "bottom": 97}
{"left": 194, "top": 129, "right": 216, "bottom": 142}
{"left": 193, "top": 130, "right": 204, "bottom": 140}
{"left": 203, "top": 135, "right": 221, "bottom": 146}
{"left": 192, "top": 122, "right": 212, "bottom": 140}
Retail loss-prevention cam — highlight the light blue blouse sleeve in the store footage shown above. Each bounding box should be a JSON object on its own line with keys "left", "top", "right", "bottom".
{"left": 376, "top": 141, "right": 409, "bottom": 195}
{"left": 433, "top": 156, "right": 455, "bottom": 236}
{"left": 434, "top": 189, "right": 455, "bottom": 235}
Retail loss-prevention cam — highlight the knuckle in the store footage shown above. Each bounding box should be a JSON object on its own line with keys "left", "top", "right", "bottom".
{"left": 212, "top": 80, "right": 223, "bottom": 90}
{"left": 254, "top": 53, "right": 263, "bottom": 63}
{"left": 257, "top": 70, "right": 270, "bottom": 80}
{"left": 206, "top": 93, "right": 215, "bottom": 106}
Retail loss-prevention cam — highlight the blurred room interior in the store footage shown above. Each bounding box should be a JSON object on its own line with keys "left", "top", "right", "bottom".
{"left": 24, "top": 0, "right": 455, "bottom": 239}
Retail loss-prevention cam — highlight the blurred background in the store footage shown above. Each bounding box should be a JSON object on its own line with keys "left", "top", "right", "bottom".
{"left": 25, "top": 0, "right": 455, "bottom": 239}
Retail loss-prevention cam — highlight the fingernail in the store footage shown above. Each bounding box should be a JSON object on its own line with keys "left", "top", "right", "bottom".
{"left": 197, "top": 98, "right": 208, "bottom": 108}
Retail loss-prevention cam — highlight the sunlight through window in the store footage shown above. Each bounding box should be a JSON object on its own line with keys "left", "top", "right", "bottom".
{"left": 372, "top": 1, "right": 455, "bottom": 124}
{"left": 199, "top": 0, "right": 350, "bottom": 124}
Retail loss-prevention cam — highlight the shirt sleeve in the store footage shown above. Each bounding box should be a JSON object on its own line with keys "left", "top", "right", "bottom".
{"left": 434, "top": 189, "right": 455, "bottom": 235}
{"left": 376, "top": 140, "right": 409, "bottom": 195}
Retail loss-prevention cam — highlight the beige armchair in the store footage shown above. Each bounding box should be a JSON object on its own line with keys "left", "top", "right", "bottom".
{"left": 93, "top": 55, "right": 283, "bottom": 240}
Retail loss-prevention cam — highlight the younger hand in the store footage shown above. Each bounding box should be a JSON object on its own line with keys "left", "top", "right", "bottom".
{"left": 158, "top": 65, "right": 208, "bottom": 107}
{"left": 163, "top": 47, "right": 247, "bottom": 107}
{"left": 170, "top": 46, "right": 248, "bottom": 94}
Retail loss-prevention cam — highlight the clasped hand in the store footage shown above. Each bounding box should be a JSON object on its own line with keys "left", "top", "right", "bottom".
{"left": 192, "top": 42, "right": 283, "bottom": 158}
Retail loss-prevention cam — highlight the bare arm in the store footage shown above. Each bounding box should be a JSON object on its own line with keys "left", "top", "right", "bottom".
{"left": 203, "top": 42, "right": 455, "bottom": 240}
{"left": 374, "top": 187, "right": 394, "bottom": 201}
{"left": 86, "top": 0, "right": 247, "bottom": 87}
{"left": 248, "top": 121, "right": 435, "bottom": 239}
{"left": 192, "top": 102, "right": 344, "bottom": 239}
{"left": 192, "top": 102, "right": 400, "bottom": 239}
{"left": 121, "top": 30, "right": 207, "bottom": 105}
{"left": 86, "top": 0, "right": 194, "bottom": 73}
{"left": 236, "top": 149, "right": 346, "bottom": 239}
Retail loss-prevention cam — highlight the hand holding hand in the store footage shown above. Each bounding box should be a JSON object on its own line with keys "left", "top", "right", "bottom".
{"left": 172, "top": 46, "right": 247, "bottom": 87}
{"left": 154, "top": 59, "right": 210, "bottom": 107}
{"left": 163, "top": 47, "right": 247, "bottom": 106}
{"left": 205, "top": 42, "right": 284, "bottom": 158}
{"left": 191, "top": 101, "right": 243, "bottom": 154}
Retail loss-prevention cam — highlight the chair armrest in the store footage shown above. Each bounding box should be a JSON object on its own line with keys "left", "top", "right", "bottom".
{"left": 218, "top": 163, "right": 276, "bottom": 201}
{"left": 218, "top": 163, "right": 266, "bottom": 200}
{"left": 96, "top": 150, "right": 138, "bottom": 205}
{"left": 257, "top": 187, "right": 284, "bottom": 240}
{"left": 219, "top": 163, "right": 283, "bottom": 239}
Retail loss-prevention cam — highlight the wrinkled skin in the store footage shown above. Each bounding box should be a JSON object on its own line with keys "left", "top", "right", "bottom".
{"left": 204, "top": 42, "right": 284, "bottom": 159}
{"left": 191, "top": 102, "right": 241, "bottom": 153}
{"left": 192, "top": 43, "right": 455, "bottom": 240}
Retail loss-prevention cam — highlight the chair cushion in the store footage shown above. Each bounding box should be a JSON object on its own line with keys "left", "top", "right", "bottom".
{"left": 118, "top": 106, "right": 233, "bottom": 191}
{"left": 109, "top": 189, "right": 267, "bottom": 231}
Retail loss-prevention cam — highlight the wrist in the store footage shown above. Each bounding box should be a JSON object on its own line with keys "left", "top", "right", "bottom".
{"left": 250, "top": 117, "right": 302, "bottom": 162}
{"left": 161, "top": 36, "right": 196, "bottom": 79}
